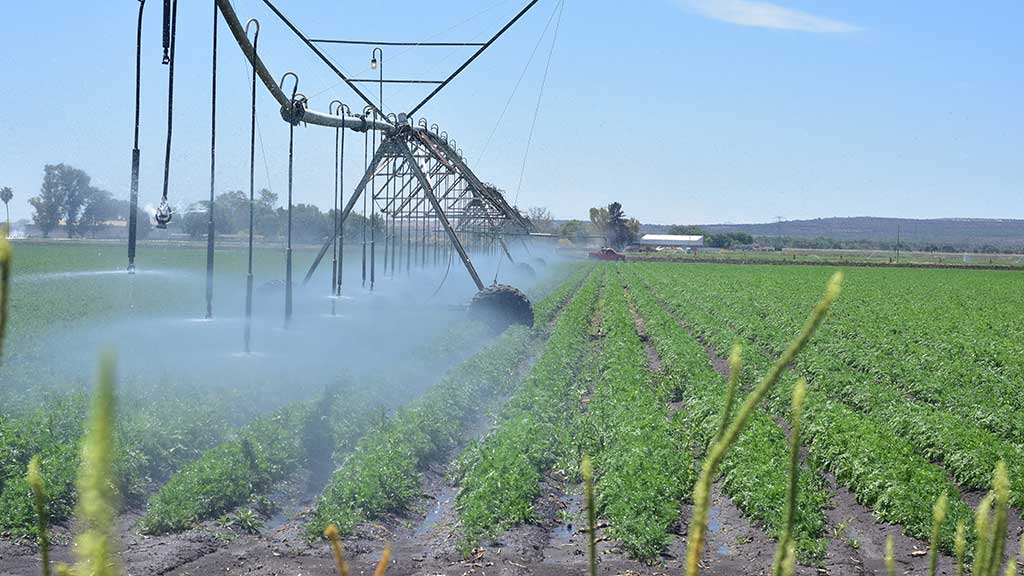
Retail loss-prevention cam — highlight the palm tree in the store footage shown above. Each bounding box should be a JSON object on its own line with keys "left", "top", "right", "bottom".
{"left": 0, "top": 186, "right": 12, "bottom": 234}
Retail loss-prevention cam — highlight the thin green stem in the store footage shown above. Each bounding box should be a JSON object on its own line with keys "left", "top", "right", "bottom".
{"left": 928, "top": 493, "right": 948, "bottom": 576}
{"left": 685, "top": 273, "right": 842, "bottom": 576}
{"left": 773, "top": 379, "right": 806, "bottom": 576}
{"left": 27, "top": 456, "right": 50, "bottom": 576}
{"left": 583, "top": 455, "right": 598, "bottom": 576}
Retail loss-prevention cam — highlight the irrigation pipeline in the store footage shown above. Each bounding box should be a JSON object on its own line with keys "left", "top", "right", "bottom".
{"left": 205, "top": 0, "right": 218, "bottom": 319}
{"left": 281, "top": 72, "right": 302, "bottom": 328}
{"left": 244, "top": 19, "right": 259, "bottom": 354}
{"left": 361, "top": 125, "right": 368, "bottom": 289}
{"left": 156, "top": 0, "right": 178, "bottom": 229}
{"left": 127, "top": 0, "right": 145, "bottom": 273}
{"left": 330, "top": 100, "right": 348, "bottom": 304}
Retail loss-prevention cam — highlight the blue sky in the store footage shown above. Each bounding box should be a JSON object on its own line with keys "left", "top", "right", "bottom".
{"left": 0, "top": 0, "right": 1020, "bottom": 225}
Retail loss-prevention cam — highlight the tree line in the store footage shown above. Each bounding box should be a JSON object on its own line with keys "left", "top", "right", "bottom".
{"left": 27, "top": 164, "right": 150, "bottom": 238}
{"left": 527, "top": 202, "right": 641, "bottom": 249}
{"left": 178, "top": 190, "right": 382, "bottom": 244}
{"left": 23, "top": 163, "right": 384, "bottom": 243}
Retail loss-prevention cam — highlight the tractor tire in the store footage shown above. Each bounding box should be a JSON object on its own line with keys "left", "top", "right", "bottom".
{"left": 469, "top": 284, "right": 534, "bottom": 331}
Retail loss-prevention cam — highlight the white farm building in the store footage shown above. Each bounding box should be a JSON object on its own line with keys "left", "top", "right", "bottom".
{"left": 636, "top": 234, "right": 704, "bottom": 248}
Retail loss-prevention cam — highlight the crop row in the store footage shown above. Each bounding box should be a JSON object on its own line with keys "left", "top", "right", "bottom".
{"left": 0, "top": 387, "right": 245, "bottom": 537}
{"left": 306, "top": 265, "right": 592, "bottom": 540}
{"left": 139, "top": 382, "right": 384, "bottom": 534}
{"left": 643, "top": 263, "right": 1024, "bottom": 508}
{"left": 635, "top": 263, "right": 975, "bottom": 553}
{"left": 663, "top": 264, "right": 1024, "bottom": 445}
{"left": 621, "top": 266, "right": 829, "bottom": 561}
{"left": 455, "top": 267, "right": 603, "bottom": 551}
{"left": 579, "top": 268, "right": 690, "bottom": 560}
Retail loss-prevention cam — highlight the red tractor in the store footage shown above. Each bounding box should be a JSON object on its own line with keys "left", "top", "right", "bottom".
{"left": 589, "top": 248, "right": 626, "bottom": 261}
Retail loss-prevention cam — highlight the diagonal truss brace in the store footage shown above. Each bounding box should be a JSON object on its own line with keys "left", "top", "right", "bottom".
{"left": 394, "top": 139, "right": 485, "bottom": 290}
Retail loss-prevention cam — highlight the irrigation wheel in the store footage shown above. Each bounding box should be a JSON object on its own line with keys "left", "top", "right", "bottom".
{"left": 469, "top": 284, "right": 535, "bottom": 331}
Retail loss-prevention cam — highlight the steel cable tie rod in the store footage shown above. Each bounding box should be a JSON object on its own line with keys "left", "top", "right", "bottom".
{"left": 214, "top": 0, "right": 391, "bottom": 132}
{"left": 408, "top": 0, "right": 540, "bottom": 117}
{"left": 259, "top": 0, "right": 390, "bottom": 122}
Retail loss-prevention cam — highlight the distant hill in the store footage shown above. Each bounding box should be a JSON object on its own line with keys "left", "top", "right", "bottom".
{"left": 642, "top": 217, "right": 1024, "bottom": 249}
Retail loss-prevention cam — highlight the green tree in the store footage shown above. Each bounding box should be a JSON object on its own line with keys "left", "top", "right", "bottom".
{"left": 669, "top": 224, "right": 705, "bottom": 236}
{"left": 79, "top": 188, "right": 119, "bottom": 238}
{"left": 588, "top": 206, "right": 609, "bottom": 239}
{"left": 284, "top": 203, "right": 330, "bottom": 244}
{"left": 559, "top": 219, "right": 588, "bottom": 240}
{"left": 181, "top": 205, "right": 208, "bottom": 239}
{"left": 625, "top": 217, "right": 641, "bottom": 245}
{"left": 605, "top": 202, "right": 632, "bottom": 249}
{"left": 59, "top": 165, "right": 92, "bottom": 237}
{"left": 30, "top": 166, "right": 65, "bottom": 237}
{"left": 254, "top": 189, "right": 280, "bottom": 239}
{"left": 0, "top": 187, "right": 12, "bottom": 233}
{"left": 28, "top": 164, "right": 94, "bottom": 237}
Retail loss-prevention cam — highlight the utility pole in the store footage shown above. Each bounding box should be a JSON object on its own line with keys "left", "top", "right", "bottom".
{"left": 896, "top": 223, "right": 901, "bottom": 264}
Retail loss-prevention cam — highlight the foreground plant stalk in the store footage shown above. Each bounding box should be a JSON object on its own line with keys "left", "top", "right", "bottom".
{"left": 583, "top": 455, "right": 598, "bottom": 576}
{"left": 58, "top": 353, "right": 119, "bottom": 576}
{"left": 885, "top": 536, "right": 896, "bottom": 576}
{"left": 0, "top": 235, "right": 10, "bottom": 355}
{"left": 928, "top": 493, "right": 948, "bottom": 576}
{"left": 27, "top": 456, "right": 50, "bottom": 576}
{"left": 772, "top": 378, "right": 806, "bottom": 576}
{"left": 324, "top": 525, "right": 350, "bottom": 576}
{"left": 684, "top": 272, "right": 842, "bottom": 576}
{"left": 373, "top": 543, "right": 391, "bottom": 576}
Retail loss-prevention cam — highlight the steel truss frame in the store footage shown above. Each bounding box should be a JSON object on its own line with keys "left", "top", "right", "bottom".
{"left": 214, "top": 0, "right": 533, "bottom": 292}
{"left": 304, "top": 126, "right": 531, "bottom": 291}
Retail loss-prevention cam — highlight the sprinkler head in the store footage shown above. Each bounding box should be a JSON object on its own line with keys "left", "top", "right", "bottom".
{"left": 155, "top": 201, "right": 173, "bottom": 229}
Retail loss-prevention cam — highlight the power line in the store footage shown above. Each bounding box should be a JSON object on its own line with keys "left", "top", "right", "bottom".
{"left": 476, "top": 0, "right": 562, "bottom": 163}
{"left": 513, "top": 0, "right": 564, "bottom": 207}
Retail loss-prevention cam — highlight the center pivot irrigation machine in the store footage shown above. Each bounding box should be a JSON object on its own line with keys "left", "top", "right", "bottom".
{"left": 125, "top": 0, "right": 556, "bottom": 348}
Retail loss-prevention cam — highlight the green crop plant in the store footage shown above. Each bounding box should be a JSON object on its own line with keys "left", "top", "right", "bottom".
{"left": 306, "top": 323, "right": 535, "bottom": 540}
{"left": 306, "top": 267, "right": 588, "bottom": 542}
{"left": 140, "top": 400, "right": 322, "bottom": 534}
{"left": 623, "top": 266, "right": 828, "bottom": 561}
{"left": 452, "top": 268, "right": 602, "bottom": 545}
{"left": 454, "top": 269, "right": 601, "bottom": 550}
{"left": 684, "top": 272, "right": 841, "bottom": 576}
{"left": 636, "top": 263, "right": 977, "bottom": 555}
{"left": 583, "top": 268, "right": 689, "bottom": 560}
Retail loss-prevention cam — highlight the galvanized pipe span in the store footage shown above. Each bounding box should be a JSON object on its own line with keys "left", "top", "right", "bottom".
{"left": 214, "top": 0, "right": 392, "bottom": 133}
